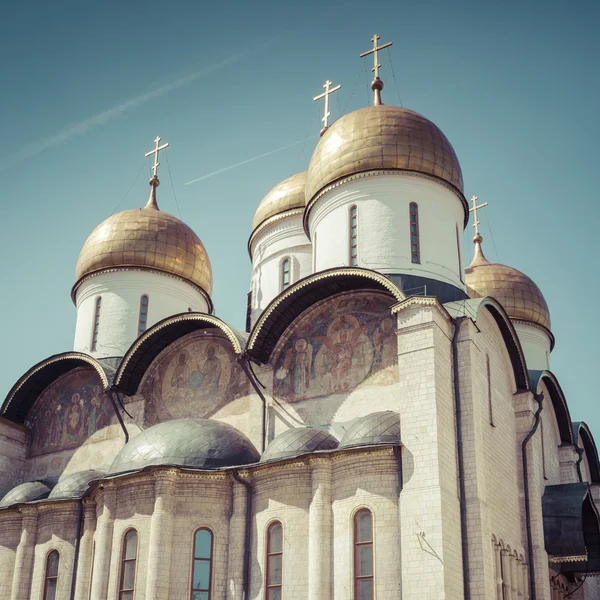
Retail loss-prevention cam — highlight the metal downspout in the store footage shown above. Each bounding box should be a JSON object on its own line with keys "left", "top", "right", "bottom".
{"left": 522, "top": 391, "right": 544, "bottom": 600}
{"left": 452, "top": 316, "right": 471, "bottom": 600}
{"left": 575, "top": 446, "right": 584, "bottom": 483}
{"left": 107, "top": 390, "right": 129, "bottom": 443}
{"left": 69, "top": 498, "right": 84, "bottom": 600}
{"left": 238, "top": 355, "right": 267, "bottom": 453}
{"left": 232, "top": 470, "right": 253, "bottom": 600}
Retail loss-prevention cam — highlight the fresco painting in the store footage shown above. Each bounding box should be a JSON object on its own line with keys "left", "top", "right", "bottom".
{"left": 26, "top": 368, "right": 113, "bottom": 457}
{"left": 142, "top": 334, "right": 249, "bottom": 425}
{"left": 273, "top": 292, "right": 397, "bottom": 402}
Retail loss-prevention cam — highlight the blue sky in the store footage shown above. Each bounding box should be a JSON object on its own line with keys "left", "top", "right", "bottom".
{"left": 1, "top": 0, "right": 598, "bottom": 437}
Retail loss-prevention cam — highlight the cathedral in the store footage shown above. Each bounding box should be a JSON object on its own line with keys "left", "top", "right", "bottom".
{"left": 1, "top": 35, "right": 599, "bottom": 600}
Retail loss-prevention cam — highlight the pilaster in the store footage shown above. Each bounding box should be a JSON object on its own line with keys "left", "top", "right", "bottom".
{"left": 227, "top": 471, "right": 250, "bottom": 600}
{"left": 10, "top": 506, "right": 38, "bottom": 600}
{"left": 558, "top": 444, "right": 580, "bottom": 484}
{"left": 90, "top": 483, "right": 117, "bottom": 600}
{"left": 74, "top": 500, "right": 98, "bottom": 600}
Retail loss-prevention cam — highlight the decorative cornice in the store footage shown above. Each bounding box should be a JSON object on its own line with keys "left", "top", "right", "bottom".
{"left": 548, "top": 554, "right": 588, "bottom": 563}
{"left": 391, "top": 296, "right": 453, "bottom": 323}
{"left": 248, "top": 208, "right": 305, "bottom": 259}
{"left": 304, "top": 169, "right": 469, "bottom": 237}
{"left": 512, "top": 319, "right": 556, "bottom": 351}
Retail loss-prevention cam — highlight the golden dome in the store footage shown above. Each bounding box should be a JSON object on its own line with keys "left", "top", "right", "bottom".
{"left": 73, "top": 205, "right": 212, "bottom": 300}
{"left": 252, "top": 171, "right": 307, "bottom": 232}
{"left": 305, "top": 105, "right": 464, "bottom": 206}
{"left": 465, "top": 242, "right": 551, "bottom": 330}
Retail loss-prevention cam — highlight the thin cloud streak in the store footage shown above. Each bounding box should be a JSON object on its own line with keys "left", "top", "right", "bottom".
{"left": 184, "top": 139, "right": 308, "bottom": 185}
{"left": 0, "top": 41, "right": 272, "bottom": 171}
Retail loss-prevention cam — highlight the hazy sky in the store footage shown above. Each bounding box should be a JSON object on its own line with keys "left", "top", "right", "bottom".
{"left": 1, "top": 0, "right": 598, "bottom": 437}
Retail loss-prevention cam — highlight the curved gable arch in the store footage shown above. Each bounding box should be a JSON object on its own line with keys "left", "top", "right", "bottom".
{"left": 573, "top": 422, "right": 600, "bottom": 484}
{"left": 114, "top": 313, "right": 246, "bottom": 396}
{"left": 247, "top": 267, "right": 405, "bottom": 364}
{"left": 2, "top": 352, "right": 110, "bottom": 425}
{"left": 529, "top": 370, "right": 574, "bottom": 445}
{"left": 445, "top": 297, "right": 530, "bottom": 392}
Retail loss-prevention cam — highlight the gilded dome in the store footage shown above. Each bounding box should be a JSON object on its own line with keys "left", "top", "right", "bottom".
{"left": 465, "top": 242, "right": 551, "bottom": 330}
{"left": 251, "top": 172, "right": 307, "bottom": 234}
{"left": 73, "top": 206, "right": 212, "bottom": 299}
{"left": 305, "top": 105, "right": 464, "bottom": 206}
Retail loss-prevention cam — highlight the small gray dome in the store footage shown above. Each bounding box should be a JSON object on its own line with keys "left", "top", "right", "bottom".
{"left": 109, "top": 419, "right": 260, "bottom": 474}
{"left": 262, "top": 427, "right": 339, "bottom": 461}
{"left": 0, "top": 481, "right": 52, "bottom": 508}
{"left": 340, "top": 411, "right": 400, "bottom": 448}
{"left": 48, "top": 470, "right": 105, "bottom": 500}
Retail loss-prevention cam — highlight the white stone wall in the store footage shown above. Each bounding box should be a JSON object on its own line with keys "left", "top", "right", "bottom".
{"left": 249, "top": 213, "right": 312, "bottom": 327}
{"left": 0, "top": 419, "right": 27, "bottom": 499}
{"left": 308, "top": 174, "right": 466, "bottom": 290}
{"left": 73, "top": 269, "right": 210, "bottom": 358}
{"left": 513, "top": 320, "right": 552, "bottom": 371}
{"left": 0, "top": 513, "right": 21, "bottom": 599}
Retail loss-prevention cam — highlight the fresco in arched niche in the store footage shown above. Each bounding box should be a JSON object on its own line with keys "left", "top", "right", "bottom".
{"left": 141, "top": 332, "right": 250, "bottom": 425}
{"left": 273, "top": 292, "right": 397, "bottom": 402}
{"left": 25, "top": 368, "right": 114, "bottom": 457}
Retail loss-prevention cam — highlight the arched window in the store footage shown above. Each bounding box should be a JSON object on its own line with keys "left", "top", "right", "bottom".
{"left": 266, "top": 521, "right": 283, "bottom": 599}
{"left": 137, "top": 295, "right": 149, "bottom": 336}
{"left": 349, "top": 205, "right": 358, "bottom": 266}
{"left": 191, "top": 528, "right": 213, "bottom": 600}
{"left": 91, "top": 296, "right": 102, "bottom": 351}
{"left": 354, "top": 509, "right": 374, "bottom": 600}
{"left": 409, "top": 203, "right": 420, "bottom": 264}
{"left": 43, "top": 550, "right": 59, "bottom": 600}
{"left": 281, "top": 258, "right": 291, "bottom": 291}
{"left": 119, "top": 529, "right": 138, "bottom": 600}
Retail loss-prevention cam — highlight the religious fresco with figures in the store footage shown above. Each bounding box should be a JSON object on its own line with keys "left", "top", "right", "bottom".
{"left": 272, "top": 292, "right": 397, "bottom": 402}
{"left": 140, "top": 332, "right": 250, "bottom": 425}
{"left": 25, "top": 368, "right": 114, "bottom": 458}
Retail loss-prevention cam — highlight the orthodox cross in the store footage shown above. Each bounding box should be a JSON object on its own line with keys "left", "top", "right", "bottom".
{"left": 469, "top": 195, "right": 488, "bottom": 238}
{"left": 360, "top": 34, "right": 392, "bottom": 81}
{"left": 145, "top": 136, "right": 169, "bottom": 180}
{"left": 313, "top": 79, "right": 342, "bottom": 136}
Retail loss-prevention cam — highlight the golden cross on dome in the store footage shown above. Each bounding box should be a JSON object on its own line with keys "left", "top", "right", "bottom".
{"left": 313, "top": 79, "right": 342, "bottom": 136}
{"left": 469, "top": 195, "right": 488, "bottom": 240}
{"left": 360, "top": 34, "right": 392, "bottom": 81}
{"left": 145, "top": 136, "right": 169, "bottom": 180}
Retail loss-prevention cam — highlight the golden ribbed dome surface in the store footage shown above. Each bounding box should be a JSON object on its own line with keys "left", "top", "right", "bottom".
{"left": 465, "top": 246, "right": 550, "bottom": 330}
{"left": 252, "top": 171, "right": 307, "bottom": 232}
{"left": 305, "top": 106, "right": 464, "bottom": 203}
{"left": 74, "top": 207, "right": 212, "bottom": 297}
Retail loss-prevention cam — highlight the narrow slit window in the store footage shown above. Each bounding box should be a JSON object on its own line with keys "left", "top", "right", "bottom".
{"left": 350, "top": 205, "right": 358, "bottom": 266}
{"left": 487, "top": 355, "right": 494, "bottom": 427}
{"left": 409, "top": 203, "right": 420, "bottom": 264}
{"left": 137, "top": 295, "right": 149, "bottom": 336}
{"left": 91, "top": 296, "right": 102, "bottom": 351}
{"left": 266, "top": 521, "right": 283, "bottom": 600}
{"left": 354, "top": 509, "right": 374, "bottom": 600}
{"left": 119, "top": 529, "right": 138, "bottom": 600}
{"left": 456, "top": 225, "right": 464, "bottom": 283}
{"left": 541, "top": 418, "right": 547, "bottom": 480}
{"left": 281, "top": 258, "right": 291, "bottom": 291}
{"left": 191, "top": 528, "right": 213, "bottom": 600}
{"left": 43, "top": 550, "right": 59, "bottom": 600}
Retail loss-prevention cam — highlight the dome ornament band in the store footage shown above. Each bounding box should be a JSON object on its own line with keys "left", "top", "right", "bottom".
{"left": 360, "top": 34, "right": 392, "bottom": 106}
{"left": 313, "top": 79, "right": 341, "bottom": 136}
{"left": 144, "top": 135, "right": 169, "bottom": 209}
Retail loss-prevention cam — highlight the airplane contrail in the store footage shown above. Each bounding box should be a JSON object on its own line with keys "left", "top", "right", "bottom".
{"left": 0, "top": 41, "right": 274, "bottom": 171}
{"left": 185, "top": 139, "right": 310, "bottom": 185}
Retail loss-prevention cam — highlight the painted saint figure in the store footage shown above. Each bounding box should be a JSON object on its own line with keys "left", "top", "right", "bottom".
{"left": 64, "top": 393, "right": 84, "bottom": 441}
{"left": 188, "top": 345, "right": 222, "bottom": 397}
{"left": 276, "top": 338, "right": 314, "bottom": 396}
{"left": 171, "top": 351, "right": 188, "bottom": 388}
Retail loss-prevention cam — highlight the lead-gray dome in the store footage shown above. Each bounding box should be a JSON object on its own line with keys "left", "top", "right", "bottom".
{"left": 0, "top": 481, "right": 52, "bottom": 508}
{"left": 340, "top": 411, "right": 400, "bottom": 448}
{"left": 109, "top": 418, "right": 260, "bottom": 474}
{"left": 48, "top": 470, "right": 105, "bottom": 500}
{"left": 262, "top": 427, "right": 339, "bottom": 461}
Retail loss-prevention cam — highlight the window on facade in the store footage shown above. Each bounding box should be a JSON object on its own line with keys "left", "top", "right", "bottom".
{"left": 487, "top": 355, "right": 494, "bottom": 427}
{"left": 409, "top": 203, "right": 420, "bottom": 264}
{"left": 191, "top": 528, "right": 213, "bottom": 600}
{"left": 91, "top": 296, "right": 102, "bottom": 351}
{"left": 137, "top": 295, "right": 149, "bottom": 336}
{"left": 119, "top": 529, "right": 138, "bottom": 600}
{"left": 456, "top": 224, "right": 464, "bottom": 283}
{"left": 266, "top": 521, "right": 283, "bottom": 600}
{"left": 541, "top": 418, "right": 547, "bottom": 480}
{"left": 350, "top": 205, "right": 358, "bottom": 266}
{"left": 43, "top": 550, "right": 59, "bottom": 600}
{"left": 281, "top": 258, "right": 291, "bottom": 291}
{"left": 354, "top": 509, "right": 374, "bottom": 600}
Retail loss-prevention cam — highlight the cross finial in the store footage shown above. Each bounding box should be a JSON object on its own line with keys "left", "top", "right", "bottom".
{"left": 313, "top": 79, "right": 342, "bottom": 136}
{"left": 144, "top": 136, "right": 169, "bottom": 209}
{"left": 469, "top": 195, "right": 488, "bottom": 242}
{"left": 360, "top": 34, "right": 393, "bottom": 106}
